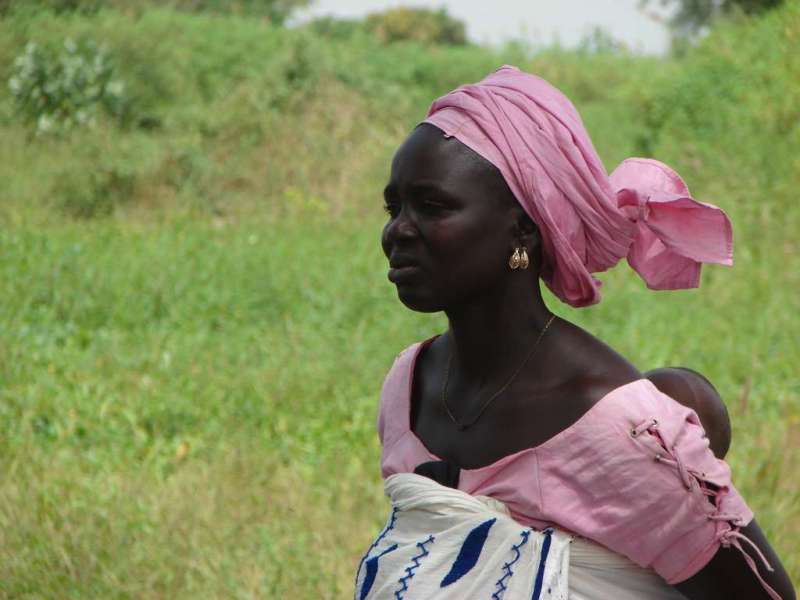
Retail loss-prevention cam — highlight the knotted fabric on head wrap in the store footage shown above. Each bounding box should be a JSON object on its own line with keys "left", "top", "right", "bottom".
{"left": 423, "top": 65, "right": 733, "bottom": 307}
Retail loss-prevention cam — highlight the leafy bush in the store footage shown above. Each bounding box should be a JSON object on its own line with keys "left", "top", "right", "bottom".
{"left": 0, "top": 0, "right": 104, "bottom": 16}
{"left": 629, "top": 0, "right": 800, "bottom": 184}
{"left": 305, "top": 15, "right": 364, "bottom": 41}
{"left": 640, "top": 0, "right": 785, "bottom": 38}
{"left": 57, "top": 162, "right": 136, "bottom": 218}
{"left": 165, "top": 0, "right": 311, "bottom": 24}
{"left": 8, "top": 37, "right": 126, "bottom": 134}
{"left": 0, "top": 0, "right": 311, "bottom": 23}
{"left": 364, "top": 7, "right": 468, "bottom": 46}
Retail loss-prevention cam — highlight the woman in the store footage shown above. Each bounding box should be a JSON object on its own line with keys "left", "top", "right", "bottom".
{"left": 359, "top": 66, "right": 794, "bottom": 599}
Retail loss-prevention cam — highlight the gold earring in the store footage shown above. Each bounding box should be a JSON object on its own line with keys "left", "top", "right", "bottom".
{"left": 509, "top": 248, "right": 521, "bottom": 270}
{"left": 519, "top": 247, "right": 529, "bottom": 269}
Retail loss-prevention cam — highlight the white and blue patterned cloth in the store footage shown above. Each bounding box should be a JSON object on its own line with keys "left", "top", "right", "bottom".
{"left": 354, "top": 473, "right": 570, "bottom": 600}
{"left": 355, "top": 473, "right": 688, "bottom": 600}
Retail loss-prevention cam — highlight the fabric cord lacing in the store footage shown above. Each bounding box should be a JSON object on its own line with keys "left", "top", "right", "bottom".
{"left": 632, "top": 418, "right": 783, "bottom": 600}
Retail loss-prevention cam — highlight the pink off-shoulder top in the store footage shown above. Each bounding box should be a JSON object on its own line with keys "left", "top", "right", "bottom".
{"left": 377, "top": 341, "right": 755, "bottom": 586}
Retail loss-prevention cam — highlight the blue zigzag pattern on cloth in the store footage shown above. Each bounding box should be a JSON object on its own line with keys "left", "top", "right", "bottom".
{"left": 531, "top": 528, "right": 554, "bottom": 600}
{"left": 491, "top": 529, "right": 531, "bottom": 600}
{"left": 394, "top": 535, "right": 435, "bottom": 599}
{"left": 353, "top": 506, "right": 399, "bottom": 600}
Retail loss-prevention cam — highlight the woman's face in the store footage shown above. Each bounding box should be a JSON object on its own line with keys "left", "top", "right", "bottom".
{"left": 381, "top": 124, "right": 518, "bottom": 312}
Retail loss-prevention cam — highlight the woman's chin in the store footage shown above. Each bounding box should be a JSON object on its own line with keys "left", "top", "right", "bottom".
{"left": 395, "top": 286, "right": 441, "bottom": 313}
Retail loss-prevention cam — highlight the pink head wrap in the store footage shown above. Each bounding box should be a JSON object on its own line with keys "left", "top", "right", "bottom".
{"left": 423, "top": 65, "right": 733, "bottom": 307}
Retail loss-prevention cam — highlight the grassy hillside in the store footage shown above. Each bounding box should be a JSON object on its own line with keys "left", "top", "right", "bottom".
{"left": 0, "top": 4, "right": 798, "bottom": 597}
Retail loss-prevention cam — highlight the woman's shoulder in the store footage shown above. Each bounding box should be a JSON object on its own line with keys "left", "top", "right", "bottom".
{"left": 548, "top": 319, "right": 642, "bottom": 410}
{"left": 376, "top": 336, "right": 438, "bottom": 448}
{"left": 380, "top": 336, "right": 437, "bottom": 387}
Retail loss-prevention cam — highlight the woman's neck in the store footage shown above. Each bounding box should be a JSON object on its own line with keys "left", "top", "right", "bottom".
{"left": 443, "top": 275, "right": 553, "bottom": 380}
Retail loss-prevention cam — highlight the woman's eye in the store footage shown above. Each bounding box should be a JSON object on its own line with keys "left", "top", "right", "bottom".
{"left": 418, "top": 199, "right": 446, "bottom": 213}
{"left": 383, "top": 197, "right": 447, "bottom": 218}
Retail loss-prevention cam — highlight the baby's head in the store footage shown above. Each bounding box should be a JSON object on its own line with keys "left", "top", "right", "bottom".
{"left": 645, "top": 367, "right": 731, "bottom": 459}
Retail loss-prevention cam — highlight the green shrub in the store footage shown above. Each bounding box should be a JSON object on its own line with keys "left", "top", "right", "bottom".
{"left": 0, "top": 0, "right": 105, "bottom": 16}
{"left": 8, "top": 36, "right": 126, "bottom": 134}
{"left": 364, "top": 7, "right": 468, "bottom": 46}
{"left": 627, "top": 0, "right": 800, "bottom": 188}
{"left": 305, "top": 15, "right": 364, "bottom": 41}
{"left": 164, "top": 0, "right": 311, "bottom": 24}
{"left": 0, "top": 0, "right": 311, "bottom": 22}
{"left": 56, "top": 162, "right": 137, "bottom": 218}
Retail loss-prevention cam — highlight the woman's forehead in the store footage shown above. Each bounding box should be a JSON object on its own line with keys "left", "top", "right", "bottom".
{"left": 390, "top": 124, "right": 493, "bottom": 188}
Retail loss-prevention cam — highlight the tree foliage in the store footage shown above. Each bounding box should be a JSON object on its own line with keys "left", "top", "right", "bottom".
{"left": 306, "top": 15, "right": 364, "bottom": 41}
{"left": 641, "top": 0, "right": 784, "bottom": 36}
{"left": 164, "top": 0, "right": 312, "bottom": 24}
{"left": 0, "top": 0, "right": 311, "bottom": 24}
{"left": 364, "top": 7, "right": 468, "bottom": 46}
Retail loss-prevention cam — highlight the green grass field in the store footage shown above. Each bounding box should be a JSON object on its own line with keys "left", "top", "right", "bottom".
{"left": 1, "top": 5, "right": 799, "bottom": 598}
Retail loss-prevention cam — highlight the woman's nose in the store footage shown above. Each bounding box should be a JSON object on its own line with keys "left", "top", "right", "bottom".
{"left": 386, "top": 206, "right": 419, "bottom": 241}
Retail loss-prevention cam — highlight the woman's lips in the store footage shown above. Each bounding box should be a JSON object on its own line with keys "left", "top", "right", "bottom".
{"left": 388, "top": 265, "right": 422, "bottom": 283}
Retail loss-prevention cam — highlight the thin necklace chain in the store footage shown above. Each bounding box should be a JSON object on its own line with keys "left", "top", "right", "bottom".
{"left": 441, "top": 314, "right": 557, "bottom": 431}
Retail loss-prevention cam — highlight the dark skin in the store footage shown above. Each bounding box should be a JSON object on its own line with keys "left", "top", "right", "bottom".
{"left": 381, "top": 123, "right": 795, "bottom": 600}
{"left": 645, "top": 367, "right": 732, "bottom": 459}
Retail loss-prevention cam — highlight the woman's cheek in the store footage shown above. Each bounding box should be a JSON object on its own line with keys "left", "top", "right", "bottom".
{"left": 380, "top": 222, "right": 395, "bottom": 258}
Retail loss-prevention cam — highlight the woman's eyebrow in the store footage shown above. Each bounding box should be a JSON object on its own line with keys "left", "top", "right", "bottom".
{"left": 406, "top": 182, "right": 457, "bottom": 200}
{"left": 385, "top": 181, "right": 457, "bottom": 201}
{"left": 407, "top": 182, "right": 440, "bottom": 193}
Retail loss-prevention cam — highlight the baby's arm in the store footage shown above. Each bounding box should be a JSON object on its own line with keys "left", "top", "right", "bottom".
{"left": 645, "top": 367, "right": 731, "bottom": 459}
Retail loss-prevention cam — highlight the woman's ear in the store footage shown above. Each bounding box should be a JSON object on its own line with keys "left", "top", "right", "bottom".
{"left": 515, "top": 210, "right": 540, "bottom": 251}
{"left": 513, "top": 209, "right": 542, "bottom": 270}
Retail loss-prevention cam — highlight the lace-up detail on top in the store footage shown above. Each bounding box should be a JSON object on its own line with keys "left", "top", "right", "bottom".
{"left": 630, "top": 417, "right": 782, "bottom": 599}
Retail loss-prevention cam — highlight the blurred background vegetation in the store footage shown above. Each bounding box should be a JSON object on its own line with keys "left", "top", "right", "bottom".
{"left": 0, "top": 0, "right": 797, "bottom": 597}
